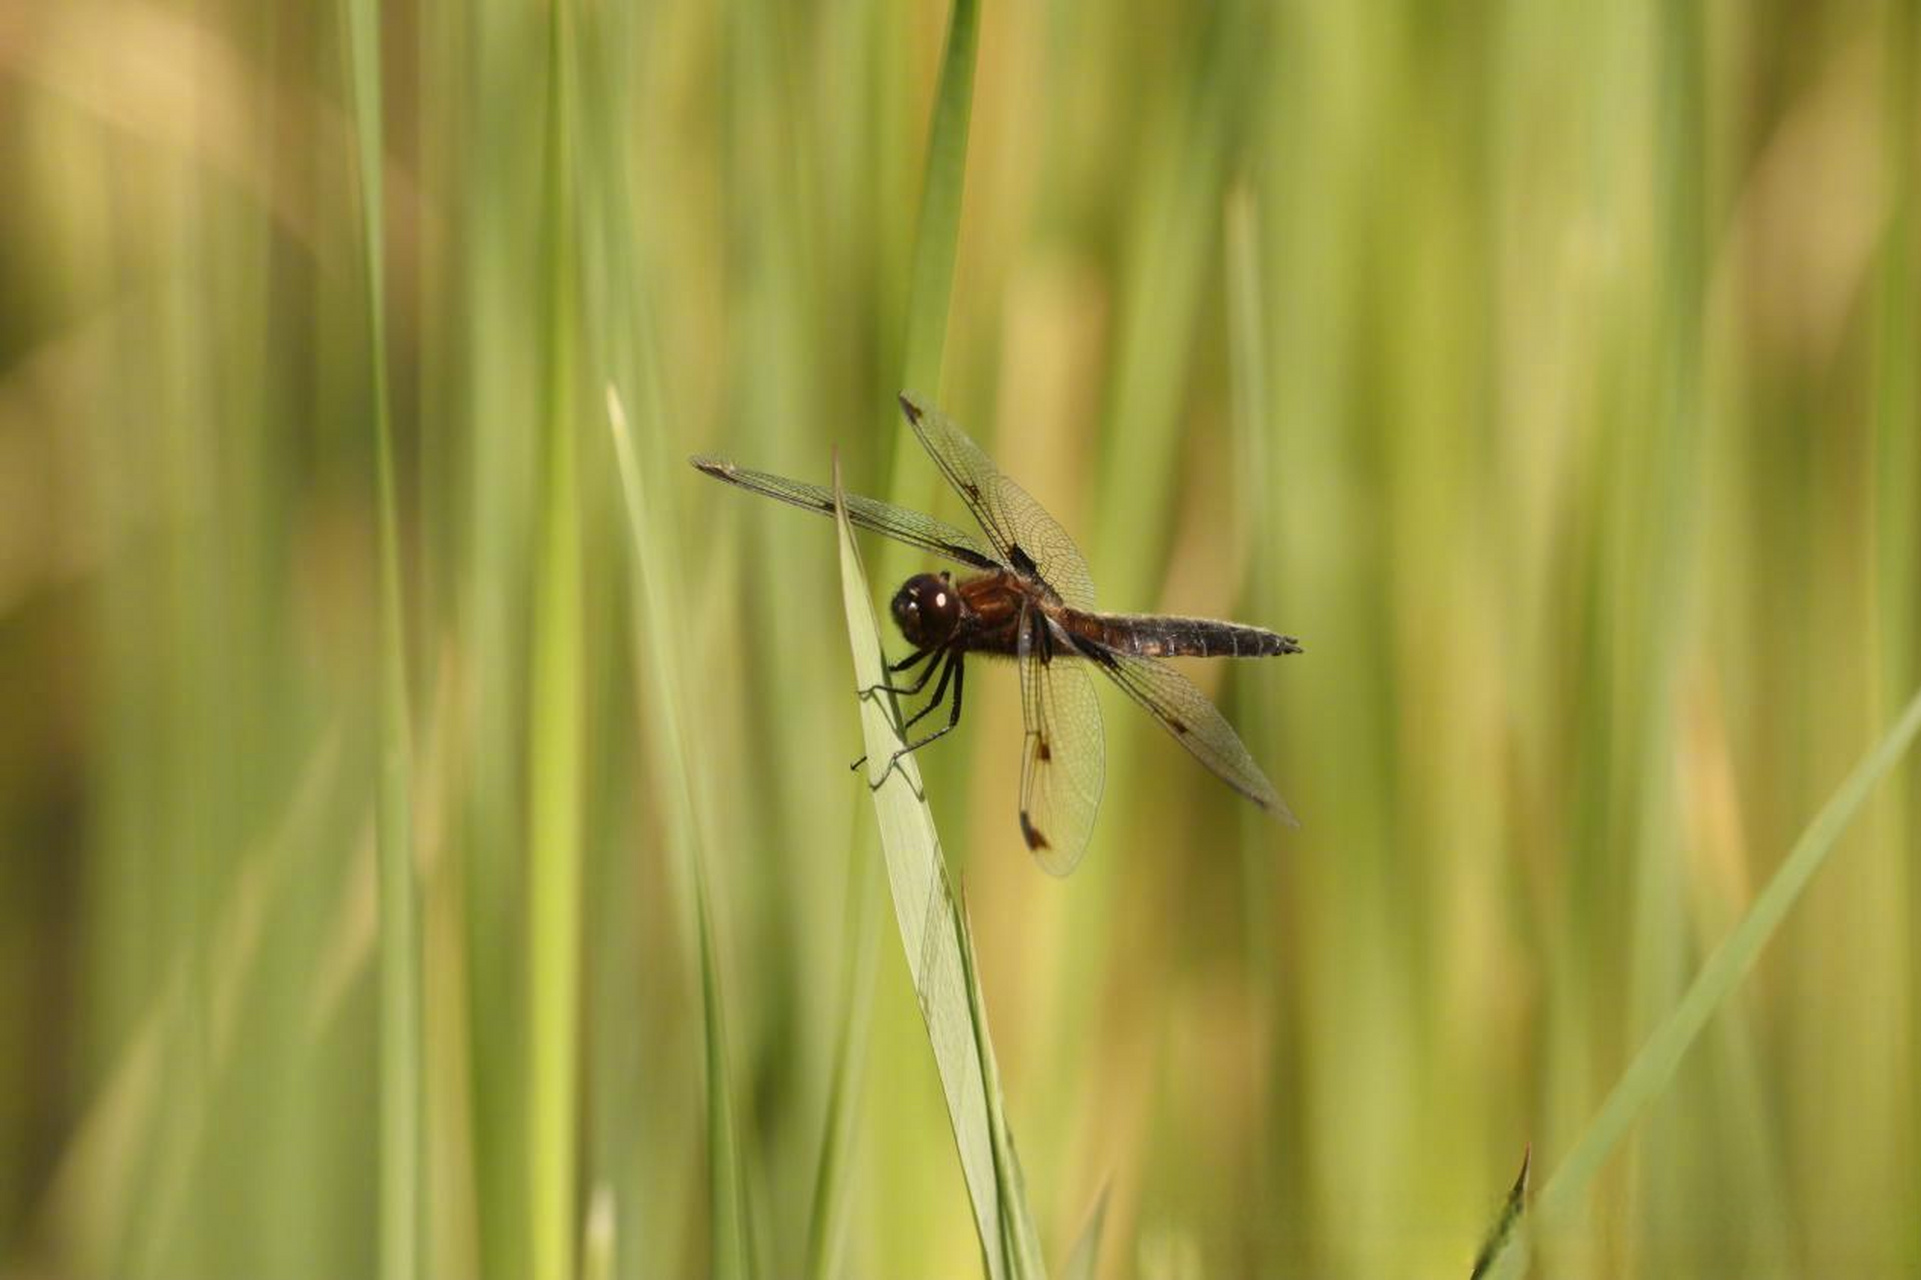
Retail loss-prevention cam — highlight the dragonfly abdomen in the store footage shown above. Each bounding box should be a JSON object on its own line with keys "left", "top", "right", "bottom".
{"left": 1072, "top": 613, "right": 1302, "bottom": 659}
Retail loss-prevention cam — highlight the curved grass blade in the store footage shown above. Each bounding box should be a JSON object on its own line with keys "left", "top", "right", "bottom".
{"left": 341, "top": 1, "right": 420, "bottom": 1275}
{"left": 527, "top": 4, "right": 585, "bottom": 1278}
{"left": 37, "top": 730, "right": 345, "bottom": 1276}
{"left": 608, "top": 389, "right": 759, "bottom": 1279}
{"left": 1468, "top": 1145, "right": 1529, "bottom": 1280}
{"left": 814, "top": 2, "right": 984, "bottom": 1263}
{"left": 878, "top": 0, "right": 983, "bottom": 590}
{"left": 832, "top": 459, "right": 1045, "bottom": 1280}
{"left": 898, "top": 0, "right": 979, "bottom": 400}
{"left": 802, "top": 824, "right": 882, "bottom": 1280}
{"left": 953, "top": 884, "right": 1046, "bottom": 1280}
{"left": 1060, "top": 1183, "right": 1111, "bottom": 1280}
{"left": 1483, "top": 685, "right": 1921, "bottom": 1278}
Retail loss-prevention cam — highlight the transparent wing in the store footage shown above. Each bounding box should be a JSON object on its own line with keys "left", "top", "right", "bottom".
{"left": 897, "top": 393, "right": 1096, "bottom": 609}
{"left": 1092, "top": 646, "right": 1296, "bottom": 825}
{"left": 692, "top": 456, "right": 1001, "bottom": 571}
{"left": 1016, "top": 615, "right": 1106, "bottom": 875}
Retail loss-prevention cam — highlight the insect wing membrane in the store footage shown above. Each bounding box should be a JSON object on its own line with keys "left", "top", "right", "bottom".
{"left": 898, "top": 393, "right": 1096, "bottom": 609}
{"left": 691, "top": 457, "right": 1000, "bottom": 570}
{"left": 1016, "top": 620, "right": 1105, "bottom": 875}
{"left": 1094, "top": 647, "right": 1294, "bottom": 824}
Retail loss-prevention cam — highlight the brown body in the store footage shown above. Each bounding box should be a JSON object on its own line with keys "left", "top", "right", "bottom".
{"left": 929, "top": 570, "right": 1299, "bottom": 662}
{"left": 694, "top": 390, "right": 1303, "bottom": 873}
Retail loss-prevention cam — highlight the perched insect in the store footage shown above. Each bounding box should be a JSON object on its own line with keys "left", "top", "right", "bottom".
{"left": 692, "top": 392, "right": 1301, "bottom": 874}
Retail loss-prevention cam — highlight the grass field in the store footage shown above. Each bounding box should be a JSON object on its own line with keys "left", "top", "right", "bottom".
{"left": 2, "top": 1, "right": 1918, "bottom": 1276}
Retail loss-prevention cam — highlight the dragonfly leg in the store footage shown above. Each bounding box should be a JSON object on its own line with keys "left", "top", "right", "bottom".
{"left": 897, "top": 654, "right": 958, "bottom": 733}
{"left": 868, "top": 656, "right": 966, "bottom": 790}
{"left": 856, "top": 645, "right": 942, "bottom": 699}
{"left": 850, "top": 652, "right": 958, "bottom": 773}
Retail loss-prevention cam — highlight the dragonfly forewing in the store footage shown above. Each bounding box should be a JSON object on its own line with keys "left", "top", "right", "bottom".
{"left": 898, "top": 393, "right": 1097, "bottom": 609}
{"left": 691, "top": 456, "right": 1001, "bottom": 571}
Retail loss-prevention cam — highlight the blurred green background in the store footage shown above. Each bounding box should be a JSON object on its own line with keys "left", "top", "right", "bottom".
{"left": 2, "top": 0, "right": 1918, "bottom": 1276}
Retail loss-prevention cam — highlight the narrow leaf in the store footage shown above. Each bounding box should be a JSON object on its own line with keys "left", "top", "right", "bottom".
{"left": 1484, "top": 685, "right": 1921, "bottom": 1277}
{"left": 1468, "top": 1145, "right": 1529, "bottom": 1280}
{"left": 608, "top": 388, "right": 759, "bottom": 1279}
{"left": 817, "top": 0, "right": 985, "bottom": 1262}
{"left": 953, "top": 885, "right": 1046, "bottom": 1278}
{"left": 832, "top": 459, "right": 1045, "bottom": 1280}
{"left": 1060, "top": 1184, "right": 1112, "bottom": 1280}
{"left": 899, "top": 0, "right": 980, "bottom": 399}
{"left": 803, "top": 832, "right": 883, "bottom": 1280}
{"left": 341, "top": 1, "right": 419, "bottom": 1275}
{"left": 527, "top": 4, "right": 584, "bottom": 1277}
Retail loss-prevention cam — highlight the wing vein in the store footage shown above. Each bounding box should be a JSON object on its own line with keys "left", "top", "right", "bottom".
{"left": 1088, "top": 642, "right": 1294, "bottom": 824}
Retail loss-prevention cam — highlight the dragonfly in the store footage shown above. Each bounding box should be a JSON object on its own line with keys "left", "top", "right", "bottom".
{"left": 691, "top": 392, "right": 1301, "bottom": 875}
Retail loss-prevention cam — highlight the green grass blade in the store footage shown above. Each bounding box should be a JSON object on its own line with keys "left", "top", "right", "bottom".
{"left": 1870, "top": 6, "right": 1919, "bottom": 1247}
{"left": 1467, "top": 1146, "right": 1530, "bottom": 1280}
{"left": 803, "top": 825, "right": 882, "bottom": 1280}
{"left": 831, "top": 460, "right": 1044, "bottom": 1280}
{"left": 341, "top": 2, "right": 420, "bottom": 1277}
{"left": 693, "top": 875, "right": 755, "bottom": 1279}
{"left": 880, "top": 0, "right": 981, "bottom": 568}
{"left": 529, "top": 4, "right": 584, "bottom": 1279}
{"left": 813, "top": 4, "right": 988, "bottom": 1267}
{"left": 1225, "top": 182, "right": 1294, "bottom": 1273}
{"left": 952, "top": 887, "right": 1045, "bottom": 1279}
{"left": 1059, "top": 1185, "right": 1110, "bottom": 1280}
{"left": 607, "top": 389, "right": 758, "bottom": 1279}
{"left": 38, "top": 730, "right": 347, "bottom": 1277}
{"left": 1485, "top": 685, "right": 1921, "bottom": 1277}
{"left": 898, "top": 0, "right": 979, "bottom": 400}
{"left": 1092, "top": 6, "right": 1251, "bottom": 602}
{"left": 802, "top": 3, "right": 983, "bottom": 1265}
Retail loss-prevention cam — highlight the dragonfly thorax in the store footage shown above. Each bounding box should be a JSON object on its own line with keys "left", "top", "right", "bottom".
{"left": 691, "top": 391, "right": 1300, "bottom": 873}
{"left": 891, "top": 572, "right": 960, "bottom": 648}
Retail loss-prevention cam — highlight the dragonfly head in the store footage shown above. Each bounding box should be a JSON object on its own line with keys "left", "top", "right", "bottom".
{"left": 891, "top": 572, "right": 959, "bottom": 648}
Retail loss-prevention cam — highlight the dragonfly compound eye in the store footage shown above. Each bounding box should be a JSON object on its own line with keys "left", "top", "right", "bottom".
{"left": 691, "top": 391, "right": 1299, "bottom": 873}
{"left": 892, "top": 572, "right": 959, "bottom": 647}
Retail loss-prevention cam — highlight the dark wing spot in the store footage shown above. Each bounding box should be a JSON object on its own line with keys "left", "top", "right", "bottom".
{"left": 1037, "top": 736, "right": 1052, "bottom": 762}
{"left": 1009, "top": 544, "right": 1040, "bottom": 576}
{"left": 962, "top": 481, "right": 981, "bottom": 500}
{"left": 1020, "top": 812, "right": 1050, "bottom": 851}
{"left": 1166, "top": 717, "right": 1189, "bottom": 735}
{"left": 898, "top": 394, "right": 922, "bottom": 424}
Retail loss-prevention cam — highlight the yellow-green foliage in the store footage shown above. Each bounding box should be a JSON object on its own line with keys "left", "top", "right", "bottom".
{"left": 0, "top": 2, "right": 1915, "bottom": 1278}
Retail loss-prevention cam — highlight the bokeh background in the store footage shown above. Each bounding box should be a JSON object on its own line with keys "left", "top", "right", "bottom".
{"left": 3, "top": 0, "right": 1919, "bottom": 1276}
